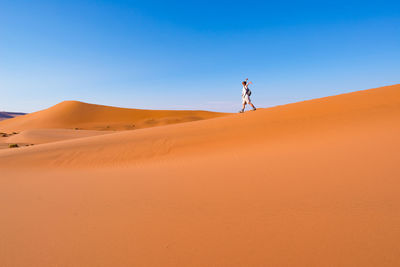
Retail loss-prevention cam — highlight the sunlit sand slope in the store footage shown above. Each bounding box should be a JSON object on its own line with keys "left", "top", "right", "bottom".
{"left": 0, "top": 100, "right": 227, "bottom": 132}
{"left": 5, "top": 129, "right": 112, "bottom": 145}
{"left": 0, "top": 84, "right": 399, "bottom": 267}
{"left": 0, "top": 84, "right": 399, "bottom": 168}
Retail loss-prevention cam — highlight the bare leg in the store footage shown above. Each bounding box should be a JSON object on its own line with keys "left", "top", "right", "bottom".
{"left": 239, "top": 103, "right": 246, "bottom": 113}
{"left": 249, "top": 102, "right": 256, "bottom": 110}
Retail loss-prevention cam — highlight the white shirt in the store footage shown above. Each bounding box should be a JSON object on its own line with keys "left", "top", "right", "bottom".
{"left": 242, "top": 85, "right": 249, "bottom": 98}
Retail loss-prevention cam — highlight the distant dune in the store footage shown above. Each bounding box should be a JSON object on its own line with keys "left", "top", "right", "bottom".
{"left": 0, "top": 111, "right": 26, "bottom": 121}
{"left": 0, "top": 84, "right": 399, "bottom": 267}
{"left": 0, "top": 100, "right": 227, "bottom": 132}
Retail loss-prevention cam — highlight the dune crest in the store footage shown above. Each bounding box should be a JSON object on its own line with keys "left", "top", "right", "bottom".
{"left": 0, "top": 100, "right": 227, "bottom": 132}
{"left": 0, "top": 84, "right": 399, "bottom": 168}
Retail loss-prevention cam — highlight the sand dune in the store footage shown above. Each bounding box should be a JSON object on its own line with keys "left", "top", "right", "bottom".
{"left": 4, "top": 128, "right": 112, "bottom": 145}
{"left": 1, "top": 84, "right": 399, "bottom": 168}
{"left": 0, "top": 100, "right": 227, "bottom": 132}
{"left": 0, "top": 84, "right": 399, "bottom": 267}
{"left": 0, "top": 111, "right": 26, "bottom": 121}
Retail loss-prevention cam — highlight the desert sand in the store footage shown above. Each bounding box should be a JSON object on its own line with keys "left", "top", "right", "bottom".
{"left": 0, "top": 84, "right": 399, "bottom": 267}
{"left": 0, "top": 100, "right": 227, "bottom": 132}
{"left": 3, "top": 128, "right": 112, "bottom": 145}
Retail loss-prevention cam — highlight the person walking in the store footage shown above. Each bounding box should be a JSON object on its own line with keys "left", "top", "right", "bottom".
{"left": 239, "top": 78, "right": 256, "bottom": 113}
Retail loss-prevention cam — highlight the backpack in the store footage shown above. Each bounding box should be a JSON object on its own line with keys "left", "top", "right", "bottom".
{"left": 247, "top": 88, "right": 252, "bottom": 96}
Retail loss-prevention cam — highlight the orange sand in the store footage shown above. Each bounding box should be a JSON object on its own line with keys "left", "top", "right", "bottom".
{"left": 0, "top": 100, "right": 227, "bottom": 132}
{"left": 4, "top": 128, "right": 112, "bottom": 145}
{"left": 0, "top": 84, "right": 399, "bottom": 267}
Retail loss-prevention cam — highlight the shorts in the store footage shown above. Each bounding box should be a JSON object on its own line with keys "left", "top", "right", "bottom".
{"left": 242, "top": 95, "right": 251, "bottom": 105}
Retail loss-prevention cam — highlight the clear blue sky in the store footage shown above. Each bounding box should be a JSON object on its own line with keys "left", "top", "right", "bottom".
{"left": 1, "top": 0, "right": 399, "bottom": 112}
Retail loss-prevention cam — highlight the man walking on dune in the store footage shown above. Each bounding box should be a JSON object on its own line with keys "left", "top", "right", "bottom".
{"left": 239, "top": 78, "right": 256, "bottom": 113}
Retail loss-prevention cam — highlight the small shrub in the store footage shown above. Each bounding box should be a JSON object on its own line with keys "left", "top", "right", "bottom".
{"left": 9, "top": 144, "right": 19, "bottom": 148}
{"left": 12, "top": 132, "right": 18, "bottom": 135}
